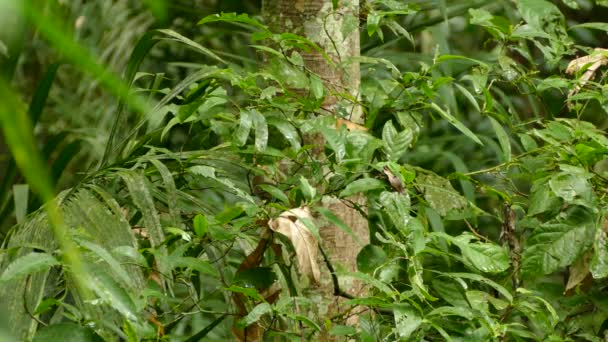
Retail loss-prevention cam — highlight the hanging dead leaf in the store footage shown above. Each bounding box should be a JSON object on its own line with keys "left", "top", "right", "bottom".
{"left": 566, "top": 48, "right": 608, "bottom": 105}
{"left": 336, "top": 117, "right": 368, "bottom": 132}
{"left": 383, "top": 166, "right": 404, "bottom": 194}
{"left": 268, "top": 207, "right": 321, "bottom": 284}
{"left": 565, "top": 251, "right": 592, "bottom": 294}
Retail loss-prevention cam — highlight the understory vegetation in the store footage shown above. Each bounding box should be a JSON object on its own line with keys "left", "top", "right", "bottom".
{"left": 3, "top": 0, "right": 608, "bottom": 341}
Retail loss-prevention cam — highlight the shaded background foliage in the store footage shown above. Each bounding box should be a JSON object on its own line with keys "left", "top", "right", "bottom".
{"left": 2, "top": 0, "right": 608, "bottom": 341}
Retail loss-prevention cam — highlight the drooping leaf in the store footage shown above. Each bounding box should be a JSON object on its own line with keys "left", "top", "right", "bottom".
{"left": 430, "top": 103, "right": 483, "bottom": 146}
{"left": 340, "top": 178, "right": 385, "bottom": 197}
{"left": 522, "top": 209, "right": 596, "bottom": 278}
{"left": 0, "top": 252, "right": 59, "bottom": 283}
{"left": 268, "top": 207, "right": 320, "bottom": 283}
{"left": 236, "top": 302, "right": 272, "bottom": 328}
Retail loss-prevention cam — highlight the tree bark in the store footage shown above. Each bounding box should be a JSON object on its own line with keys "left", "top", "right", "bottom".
{"left": 262, "top": 0, "right": 369, "bottom": 328}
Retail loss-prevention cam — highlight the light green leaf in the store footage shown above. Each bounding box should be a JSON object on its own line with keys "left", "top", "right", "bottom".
{"left": 299, "top": 176, "right": 316, "bottom": 201}
{"left": 430, "top": 103, "right": 483, "bottom": 146}
{"left": 157, "top": 29, "right": 224, "bottom": 64}
{"left": 488, "top": 117, "right": 511, "bottom": 162}
{"left": 340, "top": 178, "right": 385, "bottom": 197}
{"left": 237, "top": 302, "right": 272, "bottom": 328}
{"left": 382, "top": 120, "right": 413, "bottom": 161}
{"left": 235, "top": 110, "right": 252, "bottom": 147}
{"left": 443, "top": 272, "right": 513, "bottom": 302}
{"left": 250, "top": 109, "right": 268, "bottom": 151}
{"left": 267, "top": 117, "right": 301, "bottom": 150}
{"left": 591, "top": 226, "right": 608, "bottom": 279}
{"left": 570, "top": 22, "right": 608, "bottom": 32}
{"left": 193, "top": 214, "right": 208, "bottom": 237}
{"left": 310, "top": 74, "right": 324, "bottom": 99}
{"left": 0, "top": 252, "right": 59, "bottom": 283}
{"left": 394, "top": 304, "right": 422, "bottom": 339}
{"left": 522, "top": 209, "right": 596, "bottom": 277}
{"left": 258, "top": 184, "right": 289, "bottom": 204}
{"left": 329, "top": 325, "right": 357, "bottom": 336}
{"left": 169, "top": 256, "right": 219, "bottom": 277}
{"left": 379, "top": 191, "right": 411, "bottom": 230}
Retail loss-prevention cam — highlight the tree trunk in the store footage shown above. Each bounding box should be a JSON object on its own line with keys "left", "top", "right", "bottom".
{"left": 262, "top": 0, "right": 369, "bottom": 328}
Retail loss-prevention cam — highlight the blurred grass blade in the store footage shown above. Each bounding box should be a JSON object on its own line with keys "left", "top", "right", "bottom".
{"left": 0, "top": 81, "right": 89, "bottom": 299}
{"left": 29, "top": 62, "right": 62, "bottom": 123}
{"left": 12, "top": 185, "right": 28, "bottom": 224}
{"left": 0, "top": 63, "right": 62, "bottom": 228}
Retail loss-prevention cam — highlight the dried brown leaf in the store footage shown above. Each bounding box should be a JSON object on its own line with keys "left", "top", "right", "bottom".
{"left": 268, "top": 207, "right": 321, "bottom": 284}
{"left": 566, "top": 48, "right": 608, "bottom": 103}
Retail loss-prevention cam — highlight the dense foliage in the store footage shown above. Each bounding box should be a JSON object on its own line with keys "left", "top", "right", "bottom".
{"left": 3, "top": 0, "right": 608, "bottom": 340}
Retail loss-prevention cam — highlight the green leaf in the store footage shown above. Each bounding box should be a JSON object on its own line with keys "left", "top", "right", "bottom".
{"left": 267, "top": 117, "right": 301, "bottom": 150}
{"left": 488, "top": 117, "right": 511, "bottom": 162}
{"left": 250, "top": 109, "right": 268, "bottom": 152}
{"left": 193, "top": 214, "right": 208, "bottom": 237}
{"left": 299, "top": 176, "right": 317, "bottom": 201}
{"left": 315, "top": 206, "right": 360, "bottom": 244}
{"left": 88, "top": 269, "right": 139, "bottom": 322}
{"left": 528, "top": 178, "right": 561, "bottom": 216}
{"left": 570, "top": 22, "right": 608, "bottom": 32}
{"left": 522, "top": 209, "right": 596, "bottom": 277}
{"left": 0, "top": 252, "right": 59, "bottom": 283}
{"left": 591, "top": 226, "right": 608, "bottom": 279}
{"left": 33, "top": 323, "right": 100, "bottom": 342}
{"left": 548, "top": 172, "right": 594, "bottom": 207}
{"left": 169, "top": 256, "right": 219, "bottom": 277}
{"left": 198, "top": 12, "right": 268, "bottom": 31}
{"left": 394, "top": 304, "right": 422, "bottom": 339}
{"left": 357, "top": 245, "right": 388, "bottom": 273}
{"left": 430, "top": 103, "right": 483, "bottom": 146}
{"left": 382, "top": 120, "right": 413, "bottom": 161}
{"left": 379, "top": 191, "right": 411, "bottom": 230}
{"left": 157, "top": 29, "right": 224, "bottom": 64}
{"left": 443, "top": 272, "right": 513, "bottom": 302}
{"left": 416, "top": 174, "right": 467, "bottom": 216}
{"left": 258, "top": 184, "right": 289, "bottom": 204}
{"left": 235, "top": 110, "right": 252, "bottom": 147}
{"left": 237, "top": 302, "right": 272, "bottom": 328}
{"left": 309, "top": 74, "right": 324, "bottom": 99}
{"left": 329, "top": 325, "right": 357, "bottom": 336}
{"left": 340, "top": 178, "right": 385, "bottom": 197}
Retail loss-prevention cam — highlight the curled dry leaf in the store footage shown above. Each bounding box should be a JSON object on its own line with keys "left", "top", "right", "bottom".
{"left": 566, "top": 48, "right": 608, "bottom": 104}
{"left": 336, "top": 117, "right": 368, "bottom": 132}
{"left": 268, "top": 207, "right": 321, "bottom": 284}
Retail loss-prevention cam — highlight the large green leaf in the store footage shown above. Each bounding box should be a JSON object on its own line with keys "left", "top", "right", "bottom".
{"left": 522, "top": 209, "right": 596, "bottom": 277}
{"left": 416, "top": 174, "right": 467, "bottom": 217}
